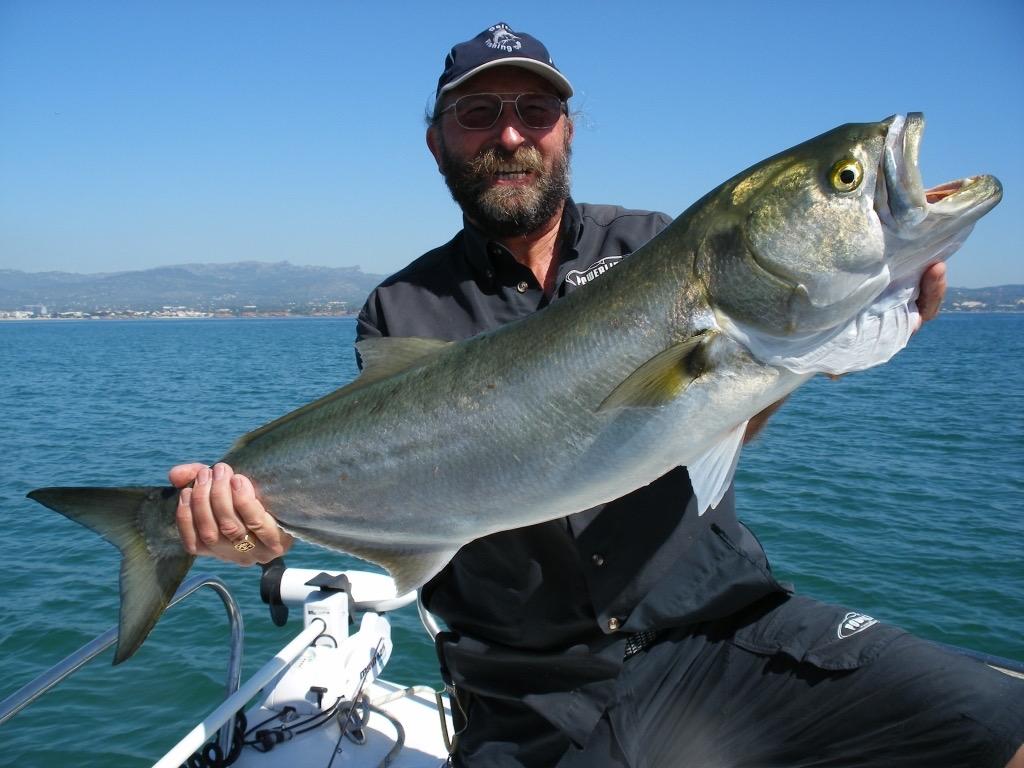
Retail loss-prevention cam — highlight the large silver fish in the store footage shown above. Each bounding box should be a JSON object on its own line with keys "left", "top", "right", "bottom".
{"left": 29, "top": 114, "right": 1001, "bottom": 663}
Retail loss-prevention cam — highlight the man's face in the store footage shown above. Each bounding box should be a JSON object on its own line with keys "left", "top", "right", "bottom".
{"left": 428, "top": 68, "right": 573, "bottom": 237}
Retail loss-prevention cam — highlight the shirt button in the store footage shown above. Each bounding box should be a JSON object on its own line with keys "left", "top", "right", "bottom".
{"left": 516, "top": 280, "right": 529, "bottom": 293}
{"left": 591, "top": 553, "right": 605, "bottom": 567}
{"left": 607, "top": 617, "right": 621, "bottom": 631}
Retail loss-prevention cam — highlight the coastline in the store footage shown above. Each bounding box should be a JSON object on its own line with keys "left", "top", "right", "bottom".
{"left": 2, "top": 310, "right": 1021, "bottom": 322}
{"left": 0, "top": 312, "right": 360, "bottom": 321}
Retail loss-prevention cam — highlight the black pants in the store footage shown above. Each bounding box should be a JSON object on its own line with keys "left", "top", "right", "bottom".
{"left": 454, "top": 594, "right": 1024, "bottom": 767}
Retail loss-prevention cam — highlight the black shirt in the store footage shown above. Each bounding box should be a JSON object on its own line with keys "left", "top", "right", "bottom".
{"left": 356, "top": 199, "right": 784, "bottom": 744}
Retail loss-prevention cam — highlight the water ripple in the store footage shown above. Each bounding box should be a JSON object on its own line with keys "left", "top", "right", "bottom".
{"left": 1, "top": 314, "right": 1021, "bottom": 765}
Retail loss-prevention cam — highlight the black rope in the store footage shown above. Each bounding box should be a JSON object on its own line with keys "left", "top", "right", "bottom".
{"left": 327, "top": 640, "right": 385, "bottom": 768}
{"left": 180, "top": 711, "right": 247, "bottom": 768}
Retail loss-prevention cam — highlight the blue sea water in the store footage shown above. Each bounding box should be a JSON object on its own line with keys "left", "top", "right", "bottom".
{"left": 0, "top": 314, "right": 1021, "bottom": 766}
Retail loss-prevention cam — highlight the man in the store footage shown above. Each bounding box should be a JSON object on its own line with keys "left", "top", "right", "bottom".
{"left": 173, "top": 23, "right": 1024, "bottom": 767}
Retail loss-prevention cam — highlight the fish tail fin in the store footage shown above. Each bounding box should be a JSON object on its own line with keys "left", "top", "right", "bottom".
{"left": 26, "top": 486, "right": 194, "bottom": 665}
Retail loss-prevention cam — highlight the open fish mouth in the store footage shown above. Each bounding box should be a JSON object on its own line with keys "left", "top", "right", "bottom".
{"left": 925, "top": 180, "right": 965, "bottom": 204}
{"left": 878, "top": 113, "right": 1002, "bottom": 234}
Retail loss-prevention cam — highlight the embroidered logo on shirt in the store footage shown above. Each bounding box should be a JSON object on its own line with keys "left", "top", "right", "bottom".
{"left": 485, "top": 24, "right": 522, "bottom": 53}
{"left": 565, "top": 256, "right": 623, "bottom": 288}
{"left": 837, "top": 612, "right": 878, "bottom": 639}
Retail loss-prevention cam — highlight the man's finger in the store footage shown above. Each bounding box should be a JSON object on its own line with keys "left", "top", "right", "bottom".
{"left": 169, "top": 462, "right": 206, "bottom": 489}
{"left": 917, "top": 262, "right": 947, "bottom": 323}
{"left": 230, "top": 475, "right": 292, "bottom": 558}
{"left": 176, "top": 487, "right": 198, "bottom": 555}
{"left": 189, "top": 465, "right": 224, "bottom": 548}
{"left": 209, "top": 462, "right": 248, "bottom": 540}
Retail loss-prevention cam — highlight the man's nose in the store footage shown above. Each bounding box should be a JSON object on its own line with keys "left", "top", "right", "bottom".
{"left": 497, "top": 123, "right": 527, "bottom": 151}
{"left": 493, "top": 105, "right": 528, "bottom": 151}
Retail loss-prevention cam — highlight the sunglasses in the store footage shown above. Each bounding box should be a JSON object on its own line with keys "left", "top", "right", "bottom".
{"left": 440, "top": 93, "right": 566, "bottom": 130}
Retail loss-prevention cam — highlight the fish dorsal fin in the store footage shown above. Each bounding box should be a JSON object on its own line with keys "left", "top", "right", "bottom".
{"left": 598, "top": 331, "right": 716, "bottom": 412}
{"left": 355, "top": 336, "right": 454, "bottom": 384}
{"left": 230, "top": 336, "right": 453, "bottom": 453}
{"left": 688, "top": 420, "right": 747, "bottom": 515}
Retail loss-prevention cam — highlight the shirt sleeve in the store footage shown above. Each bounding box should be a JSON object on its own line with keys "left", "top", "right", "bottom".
{"left": 356, "top": 289, "right": 386, "bottom": 343}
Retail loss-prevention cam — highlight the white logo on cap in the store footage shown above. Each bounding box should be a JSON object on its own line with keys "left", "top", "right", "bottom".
{"left": 837, "top": 612, "right": 878, "bottom": 639}
{"left": 486, "top": 23, "right": 522, "bottom": 53}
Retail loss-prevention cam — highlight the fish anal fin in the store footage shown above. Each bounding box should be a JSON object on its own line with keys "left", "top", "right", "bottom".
{"left": 380, "top": 550, "right": 461, "bottom": 596}
{"left": 285, "top": 522, "right": 459, "bottom": 596}
{"left": 688, "top": 420, "right": 747, "bottom": 515}
{"left": 599, "top": 330, "right": 716, "bottom": 412}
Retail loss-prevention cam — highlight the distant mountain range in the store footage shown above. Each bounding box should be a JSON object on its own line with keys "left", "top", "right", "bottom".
{"left": 945, "top": 284, "right": 1024, "bottom": 311}
{"left": 0, "top": 262, "right": 387, "bottom": 315}
{"left": 1, "top": 262, "right": 1022, "bottom": 315}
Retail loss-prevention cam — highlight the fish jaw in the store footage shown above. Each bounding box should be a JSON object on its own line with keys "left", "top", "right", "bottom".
{"left": 877, "top": 113, "right": 1003, "bottom": 286}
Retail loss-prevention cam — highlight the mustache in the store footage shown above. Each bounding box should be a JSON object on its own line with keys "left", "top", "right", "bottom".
{"left": 466, "top": 146, "right": 546, "bottom": 176}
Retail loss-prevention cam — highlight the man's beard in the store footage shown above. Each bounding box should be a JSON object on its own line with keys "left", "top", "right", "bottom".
{"left": 438, "top": 137, "right": 572, "bottom": 238}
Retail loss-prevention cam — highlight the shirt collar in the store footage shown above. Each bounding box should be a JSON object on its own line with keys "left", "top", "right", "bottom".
{"left": 461, "top": 198, "right": 583, "bottom": 280}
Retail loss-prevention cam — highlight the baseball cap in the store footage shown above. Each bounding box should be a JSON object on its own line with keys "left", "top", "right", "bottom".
{"left": 434, "top": 22, "right": 573, "bottom": 109}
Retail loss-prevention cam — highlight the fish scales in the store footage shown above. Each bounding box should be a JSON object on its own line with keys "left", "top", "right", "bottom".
{"left": 229, "top": 252, "right": 707, "bottom": 542}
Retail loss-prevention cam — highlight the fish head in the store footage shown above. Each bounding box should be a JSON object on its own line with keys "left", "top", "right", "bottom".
{"left": 700, "top": 113, "right": 1002, "bottom": 346}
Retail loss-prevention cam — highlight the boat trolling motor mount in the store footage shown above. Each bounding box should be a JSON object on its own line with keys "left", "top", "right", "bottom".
{"left": 255, "top": 565, "right": 416, "bottom": 718}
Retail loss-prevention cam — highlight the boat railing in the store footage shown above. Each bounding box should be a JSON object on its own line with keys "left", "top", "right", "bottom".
{"left": 0, "top": 573, "right": 244, "bottom": 759}
{"left": 153, "top": 618, "right": 327, "bottom": 768}
{"left": 417, "top": 592, "right": 444, "bottom": 639}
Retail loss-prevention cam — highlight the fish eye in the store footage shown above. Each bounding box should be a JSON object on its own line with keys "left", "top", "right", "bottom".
{"left": 829, "top": 159, "right": 863, "bottom": 193}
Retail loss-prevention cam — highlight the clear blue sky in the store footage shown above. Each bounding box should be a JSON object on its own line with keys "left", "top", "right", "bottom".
{"left": 1, "top": 0, "right": 1021, "bottom": 288}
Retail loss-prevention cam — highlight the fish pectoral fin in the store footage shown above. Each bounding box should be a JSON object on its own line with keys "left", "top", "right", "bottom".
{"left": 598, "top": 331, "right": 715, "bottom": 412}
{"left": 687, "top": 421, "right": 747, "bottom": 515}
{"left": 355, "top": 337, "right": 454, "bottom": 383}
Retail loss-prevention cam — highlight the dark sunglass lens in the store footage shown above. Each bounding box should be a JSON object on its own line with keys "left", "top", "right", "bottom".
{"left": 516, "top": 94, "right": 562, "bottom": 128}
{"left": 455, "top": 94, "right": 502, "bottom": 129}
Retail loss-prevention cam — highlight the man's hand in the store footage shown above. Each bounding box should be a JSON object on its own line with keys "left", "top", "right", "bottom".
{"left": 171, "top": 462, "right": 293, "bottom": 565}
{"left": 915, "top": 261, "right": 947, "bottom": 328}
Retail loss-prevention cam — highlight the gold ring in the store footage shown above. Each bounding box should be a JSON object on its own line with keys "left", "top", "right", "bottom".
{"left": 232, "top": 533, "right": 256, "bottom": 553}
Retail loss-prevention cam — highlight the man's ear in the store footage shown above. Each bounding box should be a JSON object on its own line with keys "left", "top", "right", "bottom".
{"left": 426, "top": 126, "right": 443, "bottom": 171}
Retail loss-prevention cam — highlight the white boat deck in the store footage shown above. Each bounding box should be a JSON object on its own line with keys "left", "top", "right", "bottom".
{"left": 236, "top": 679, "right": 451, "bottom": 767}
